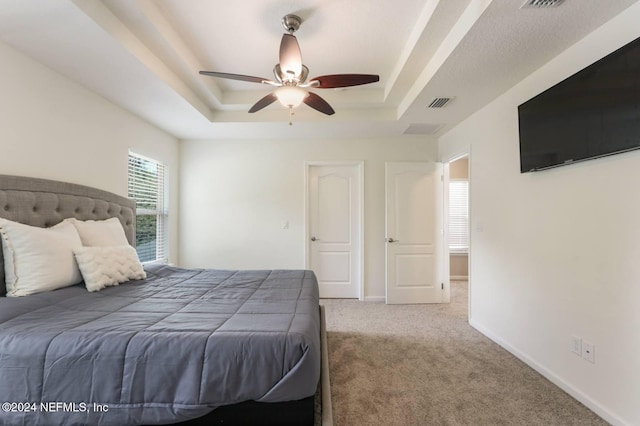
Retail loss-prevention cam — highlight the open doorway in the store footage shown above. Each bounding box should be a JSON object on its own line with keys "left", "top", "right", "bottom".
{"left": 444, "top": 154, "right": 469, "bottom": 317}
{"left": 448, "top": 156, "right": 469, "bottom": 281}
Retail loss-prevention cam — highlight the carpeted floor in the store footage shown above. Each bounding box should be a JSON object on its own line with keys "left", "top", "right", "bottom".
{"left": 320, "top": 282, "right": 609, "bottom": 426}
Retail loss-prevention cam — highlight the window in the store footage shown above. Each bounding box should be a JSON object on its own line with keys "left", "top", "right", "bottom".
{"left": 449, "top": 180, "right": 469, "bottom": 253}
{"left": 128, "top": 152, "right": 168, "bottom": 263}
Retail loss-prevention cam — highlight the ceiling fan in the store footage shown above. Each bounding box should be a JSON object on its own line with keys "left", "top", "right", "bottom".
{"left": 199, "top": 14, "right": 380, "bottom": 124}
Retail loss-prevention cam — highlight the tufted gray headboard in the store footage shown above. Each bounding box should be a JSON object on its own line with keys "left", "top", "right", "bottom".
{"left": 0, "top": 174, "right": 136, "bottom": 296}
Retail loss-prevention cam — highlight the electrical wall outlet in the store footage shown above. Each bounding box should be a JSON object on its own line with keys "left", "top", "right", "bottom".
{"left": 582, "top": 341, "right": 595, "bottom": 363}
{"left": 571, "top": 335, "right": 582, "bottom": 355}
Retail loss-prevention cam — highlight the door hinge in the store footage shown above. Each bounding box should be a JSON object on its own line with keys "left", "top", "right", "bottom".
{"left": 441, "top": 282, "right": 444, "bottom": 290}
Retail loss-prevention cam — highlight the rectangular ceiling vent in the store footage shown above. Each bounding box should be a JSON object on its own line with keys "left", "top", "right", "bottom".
{"left": 403, "top": 123, "right": 444, "bottom": 135}
{"left": 427, "top": 97, "right": 452, "bottom": 108}
{"left": 521, "top": 0, "right": 565, "bottom": 8}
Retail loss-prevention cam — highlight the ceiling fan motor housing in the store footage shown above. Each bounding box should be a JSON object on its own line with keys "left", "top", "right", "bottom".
{"left": 273, "top": 63, "right": 309, "bottom": 84}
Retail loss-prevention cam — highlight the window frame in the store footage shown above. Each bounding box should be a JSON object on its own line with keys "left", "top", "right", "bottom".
{"left": 127, "top": 151, "right": 169, "bottom": 264}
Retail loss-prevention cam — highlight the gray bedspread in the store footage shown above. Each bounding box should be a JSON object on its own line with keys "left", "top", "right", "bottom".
{"left": 0, "top": 265, "right": 320, "bottom": 425}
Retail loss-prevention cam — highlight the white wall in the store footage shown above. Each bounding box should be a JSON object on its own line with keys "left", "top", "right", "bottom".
{"left": 179, "top": 137, "right": 437, "bottom": 299}
{"left": 0, "top": 41, "right": 180, "bottom": 264}
{"left": 439, "top": 3, "right": 640, "bottom": 425}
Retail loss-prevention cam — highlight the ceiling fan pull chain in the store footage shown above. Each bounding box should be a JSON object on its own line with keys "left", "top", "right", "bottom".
{"left": 289, "top": 107, "right": 294, "bottom": 126}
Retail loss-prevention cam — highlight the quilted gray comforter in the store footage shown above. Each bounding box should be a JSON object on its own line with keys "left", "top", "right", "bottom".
{"left": 0, "top": 265, "right": 320, "bottom": 425}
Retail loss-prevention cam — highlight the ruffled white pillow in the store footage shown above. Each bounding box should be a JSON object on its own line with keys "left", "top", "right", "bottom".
{"left": 74, "top": 245, "right": 146, "bottom": 292}
{"left": 65, "top": 217, "right": 129, "bottom": 247}
{"left": 0, "top": 218, "right": 83, "bottom": 297}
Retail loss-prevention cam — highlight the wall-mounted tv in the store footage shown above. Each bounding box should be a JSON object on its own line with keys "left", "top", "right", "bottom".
{"left": 518, "top": 36, "right": 640, "bottom": 173}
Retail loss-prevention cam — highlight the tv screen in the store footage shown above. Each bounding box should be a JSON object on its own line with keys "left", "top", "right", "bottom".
{"left": 518, "top": 36, "right": 640, "bottom": 173}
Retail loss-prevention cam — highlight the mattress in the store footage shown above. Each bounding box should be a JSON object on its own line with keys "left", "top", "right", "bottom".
{"left": 0, "top": 265, "right": 321, "bottom": 425}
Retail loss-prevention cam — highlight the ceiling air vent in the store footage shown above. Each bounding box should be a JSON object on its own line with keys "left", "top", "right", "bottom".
{"left": 427, "top": 97, "right": 452, "bottom": 108}
{"left": 403, "top": 123, "right": 444, "bottom": 135}
{"left": 521, "top": 0, "right": 565, "bottom": 8}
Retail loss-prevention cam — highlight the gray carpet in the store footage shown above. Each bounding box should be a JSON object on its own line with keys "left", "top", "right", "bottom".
{"left": 320, "top": 282, "right": 608, "bottom": 426}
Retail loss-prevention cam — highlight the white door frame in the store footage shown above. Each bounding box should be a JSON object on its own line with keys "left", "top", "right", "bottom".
{"left": 304, "top": 161, "right": 365, "bottom": 300}
{"left": 442, "top": 161, "right": 451, "bottom": 304}
{"left": 442, "top": 149, "right": 471, "bottom": 319}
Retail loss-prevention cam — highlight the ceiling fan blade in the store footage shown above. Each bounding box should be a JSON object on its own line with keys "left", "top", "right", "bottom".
{"left": 310, "top": 74, "right": 380, "bottom": 88}
{"left": 199, "top": 71, "right": 273, "bottom": 85}
{"left": 279, "top": 34, "right": 302, "bottom": 78}
{"left": 304, "top": 92, "right": 335, "bottom": 115}
{"left": 249, "top": 93, "right": 278, "bottom": 113}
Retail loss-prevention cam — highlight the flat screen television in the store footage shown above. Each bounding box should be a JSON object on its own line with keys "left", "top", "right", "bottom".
{"left": 518, "top": 36, "right": 640, "bottom": 173}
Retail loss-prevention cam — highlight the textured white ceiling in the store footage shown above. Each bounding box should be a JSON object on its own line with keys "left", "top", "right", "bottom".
{"left": 0, "top": 0, "right": 638, "bottom": 140}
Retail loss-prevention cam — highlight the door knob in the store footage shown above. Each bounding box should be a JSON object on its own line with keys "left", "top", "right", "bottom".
{"left": 386, "top": 237, "right": 397, "bottom": 243}
{"left": 311, "top": 236, "right": 318, "bottom": 242}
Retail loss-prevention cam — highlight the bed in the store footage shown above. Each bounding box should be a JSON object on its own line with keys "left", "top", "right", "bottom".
{"left": 0, "top": 174, "right": 324, "bottom": 426}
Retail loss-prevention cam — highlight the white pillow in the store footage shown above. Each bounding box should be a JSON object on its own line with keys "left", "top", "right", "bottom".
{"left": 74, "top": 245, "right": 146, "bottom": 292}
{"left": 0, "top": 218, "right": 83, "bottom": 297}
{"left": 65, "top": 217, "right": 129, "bottom": 247}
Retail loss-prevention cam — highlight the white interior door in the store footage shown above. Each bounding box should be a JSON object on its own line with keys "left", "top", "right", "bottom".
{"left": 385, "top": 162, "right": 443, "bottom": 304}
{"left": 308, "top": 163, "right": 362, "bottom": 299}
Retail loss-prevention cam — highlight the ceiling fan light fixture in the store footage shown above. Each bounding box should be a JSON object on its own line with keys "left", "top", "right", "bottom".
{"left": 275, "top": 86, "right": 308, "bottom": 108}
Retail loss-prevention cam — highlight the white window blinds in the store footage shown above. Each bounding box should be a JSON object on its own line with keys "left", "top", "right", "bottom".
{"left": 128, "top": 152, "right": 168, "bottom": 263}
{"left": 449, "top": 180, "right": 469, "bottom": 253}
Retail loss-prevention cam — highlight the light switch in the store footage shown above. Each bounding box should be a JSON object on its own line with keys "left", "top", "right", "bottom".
{"left": 281, "top": 220, "right": 289, "bottom": 230}
{"left": 570, "top": 335, "right": 582, "bottom": 355}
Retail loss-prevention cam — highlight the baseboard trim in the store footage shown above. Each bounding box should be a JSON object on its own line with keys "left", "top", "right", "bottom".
{"left": 363, "top": 296, "right": 385, "bottom": 302}
{"left": 450, "top": 275, "right": 468, "bottom": 281}
{"left": 469, "top": 318, "right": 629, "bottom": 426}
